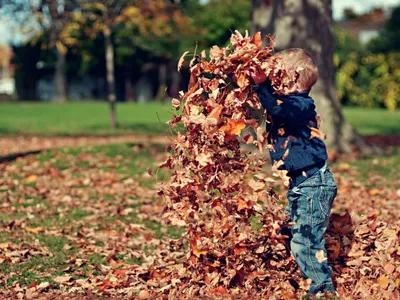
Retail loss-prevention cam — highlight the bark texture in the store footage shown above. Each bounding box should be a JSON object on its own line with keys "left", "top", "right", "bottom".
{"left": 104, "top": 25, "right": 117, "bottom": 129}
{"left": 252, "top": 0, "right": 374, "bottom": 154}
{"left": 53, "top": 47, "right": 67, "bottom": 102}
{"left": 155, "top": 63, "right": 167, "bottom": 101}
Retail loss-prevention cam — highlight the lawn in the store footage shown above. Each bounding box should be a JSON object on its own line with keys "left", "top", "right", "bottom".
{"left": 342, "top": 107, "right": 400, "bottom": 135}
{"left": 0, "top": 102, "right": 399, "bottom": 136}
{"left": 0, "top": 102, "right": 172, "bottom": 136}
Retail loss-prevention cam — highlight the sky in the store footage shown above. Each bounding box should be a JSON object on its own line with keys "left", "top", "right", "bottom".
{"left": 0, "top": 0, "right": 399, "bottom": 45}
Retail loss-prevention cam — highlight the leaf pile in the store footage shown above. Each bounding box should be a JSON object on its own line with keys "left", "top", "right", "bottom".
{"left": 158, "top": 31, "right": 305, "bottom": 298}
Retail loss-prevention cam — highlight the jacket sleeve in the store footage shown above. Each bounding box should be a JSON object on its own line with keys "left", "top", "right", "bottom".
{"left": 253, "top": 83, "right": 315, "bottom": 123}
{"left": 252, "top": 82, "right": 284, "bottom": 116}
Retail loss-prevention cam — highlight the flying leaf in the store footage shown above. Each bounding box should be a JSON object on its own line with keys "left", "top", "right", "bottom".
{"left": 220, "top": 119, "right": 246, "bottom": 136}
{"left": 172, "top": 98, "right": 181, "bottom": 109}
{"left": 309, "top": 126, "right": 326, "bottom": 140}
{"left": 250, "top": 31, "right": 262, "bottom": 48}
{"left": 178, "top": 51, "right": 189, "bottom": 71}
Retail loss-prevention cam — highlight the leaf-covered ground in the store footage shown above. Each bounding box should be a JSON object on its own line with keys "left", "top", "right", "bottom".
{"left": 0, "top": 143, "right": 399, "bottom": 299}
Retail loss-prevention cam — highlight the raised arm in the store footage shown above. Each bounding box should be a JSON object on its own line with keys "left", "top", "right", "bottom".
{"left": 253, "top": 82, "right": 316, "bottom": 123}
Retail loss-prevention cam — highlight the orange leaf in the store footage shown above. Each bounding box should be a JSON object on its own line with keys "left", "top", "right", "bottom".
{"left": 24, "top": 175, "right": 38, "bottom": 183}
{"left": 189, "top": 238, "right": 208, "bottom": 258}
{"left": 368, "top": 189, "right": 379, "bottom": 196}
{"left": 234, "top": 245, "right": 248, "bottom": 255}
{"left": 220, "top": 119, "right": 246, "bottom": 136}
{"left": 207, "top": 286, "right": 229, "bottom": 295}
{"left": 138, "top": 290, "right": 151, "bottom": 299}
{"left": 250, "top": 31, "right": 262, "bottom": 48}
{"left": 97, "top": 278, "right": 116, "bottom": 290}
{"left": 25, "top": 226, "right": 45, "bottom": 234}
{"left": 237, "top": 198, "right": 250, "bottom": 211}
{"left": 208, "top": 104, "right": 223, "bottom": 120}
{"left": 377, "top": 275, "right": 389, "bottom": 289}
{"left": 114, "top": 268, "right": 129, "bottom": 279}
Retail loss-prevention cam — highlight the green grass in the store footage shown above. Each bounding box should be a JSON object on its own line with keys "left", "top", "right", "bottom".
{"left": 0, "top": 102, "right": 173, "bottom": 136}
{"left": 342, "top": 107, "right": 400, "bottom": 135}
{"left": 0, "top": 102, "right": 399, "bottom": 136}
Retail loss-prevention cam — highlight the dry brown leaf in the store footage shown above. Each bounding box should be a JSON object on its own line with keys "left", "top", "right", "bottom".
{"left": 177, "top": 51, "right": 189, "bottom": 71}
{"left": 171, "top": 98, "right": 181, "bottom": 110}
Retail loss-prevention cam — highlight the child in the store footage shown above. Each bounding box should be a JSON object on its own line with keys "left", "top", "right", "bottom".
{"left": 253, "top": 48, "right": 338, "bottom": 296}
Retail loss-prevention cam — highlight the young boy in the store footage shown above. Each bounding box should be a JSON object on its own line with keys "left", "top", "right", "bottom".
{"left": 253, "top": 48, "right": 338, "bottom": 296}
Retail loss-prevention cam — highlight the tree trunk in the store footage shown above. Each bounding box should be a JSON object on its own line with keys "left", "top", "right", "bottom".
{"left": 125, "top": 76, "right": 135, "bottom": 102}
{"left": 169, "top": 67, "right": 181, "bottom": 99}
{"left": 104, "top": 25, "right": 117, "bottom": 129}
{"left": 53, "top": 46, "right": 67, "bottom": 102}
{"left": 251, "top": 0, "right": 375, "bottom": 154}
{"left": 155, "top": 63, "right": 167, "bottom": 101}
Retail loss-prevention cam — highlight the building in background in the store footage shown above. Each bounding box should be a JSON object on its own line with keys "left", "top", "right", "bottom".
{"left": 336, "top": 7, "right": 391, "bottom": 44}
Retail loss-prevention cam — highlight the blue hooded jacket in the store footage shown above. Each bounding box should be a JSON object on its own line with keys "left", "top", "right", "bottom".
{"left": 253, "top": 82, "right": 328, "bottom": 187}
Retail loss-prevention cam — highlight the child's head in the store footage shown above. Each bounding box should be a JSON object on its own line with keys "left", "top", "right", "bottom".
{"left": 274, "top": 48, "right": 318, "bottom": 93}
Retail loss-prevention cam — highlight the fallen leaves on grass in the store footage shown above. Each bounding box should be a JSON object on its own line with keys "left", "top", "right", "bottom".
{"left": 0, "top": 144, "right": 399, "bottom": 299}
{"left": 0, "top": 145, "right": 184, "bottom": 299}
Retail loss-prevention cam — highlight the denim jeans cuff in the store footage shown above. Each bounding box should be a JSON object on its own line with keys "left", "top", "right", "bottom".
{"left": 309, "top": 282, "right": 336, "bottom": 295}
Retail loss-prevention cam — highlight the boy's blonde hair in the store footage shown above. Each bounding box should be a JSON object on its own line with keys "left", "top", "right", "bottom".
{"left": 275, "top": 48, "right": 318, "bottom": 91}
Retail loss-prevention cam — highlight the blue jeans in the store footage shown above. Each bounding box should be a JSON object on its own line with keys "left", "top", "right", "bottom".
{"left": 285, "top": 164, "right": 337, "bottom": 295}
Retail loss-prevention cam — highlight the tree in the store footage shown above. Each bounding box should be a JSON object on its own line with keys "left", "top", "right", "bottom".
{"left": 39, "top": 0, "right": 80, "bottom": 102}
{"left": 192, "top": 0, "right": 251, "bottom": 48}
{"left": 62, "top": 0, "right": 192, "bottom": 127}
{"left": 0, "top": 0, "right": 78, "bottom": 102}
{"left": 251, "top": 0, "right": 373, "bottom": 153}
{"left": 368, "top": 6, "right": 400, "bottom": 53}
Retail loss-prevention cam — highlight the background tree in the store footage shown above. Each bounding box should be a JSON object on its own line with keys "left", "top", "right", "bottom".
{"left": 62, "top": 0, "right": 192, "bottom": 128}
{"left": 251, "top": 0, "right": 373, "bottom": 153}
{"left": 38, "top": 0, "right": 79, "bottom": 102}
{"left": 191, "top": 0, "right": 251, "bottom": 48}
{"left": 368, "top": 6, "right": 400, "bottom": 53}
{"left": 0, "top": 0, "right": 78, "bottom": 102}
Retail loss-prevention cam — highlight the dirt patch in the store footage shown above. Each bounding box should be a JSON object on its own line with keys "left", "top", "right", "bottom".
{"left": 1, "top": 134, "right": 399, "bottom": 159}
{"left": 364, "top": 135, "right": 400, "bottom": 147}
{"left": 0, "top": 135, "right": 171, "bottom": 157}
